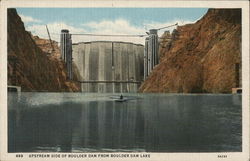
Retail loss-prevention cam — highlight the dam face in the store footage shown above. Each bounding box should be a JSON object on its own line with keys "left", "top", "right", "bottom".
{"left": 72, "top": 41, "right": 144, "bottom": 93}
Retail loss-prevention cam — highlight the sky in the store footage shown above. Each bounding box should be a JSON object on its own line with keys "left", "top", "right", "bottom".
{"left": 17, "top": 8, "right": 208, "bottom": 44}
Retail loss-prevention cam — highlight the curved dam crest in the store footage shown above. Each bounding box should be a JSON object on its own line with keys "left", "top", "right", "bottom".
{"left": 72, "top": 41, "right": 144, "bottom": 93}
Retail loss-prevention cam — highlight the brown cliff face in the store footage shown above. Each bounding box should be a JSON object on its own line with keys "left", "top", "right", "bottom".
{"left": 140, "top": 9, "right": 241, "bottom": 93}
{"left": 32, "top": 35, "right": 61, "bottom": 60}
{"left": 8, "top": 8, "right": 81, "bottom": 92}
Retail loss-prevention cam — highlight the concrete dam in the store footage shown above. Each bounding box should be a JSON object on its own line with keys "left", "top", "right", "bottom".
{"left": 72, "top": 41, "right": 144, "bottom": 93}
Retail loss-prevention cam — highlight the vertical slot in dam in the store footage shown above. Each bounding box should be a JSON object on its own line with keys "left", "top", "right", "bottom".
{"left": 72, "top": 41, "right": 144, "bottom": 93}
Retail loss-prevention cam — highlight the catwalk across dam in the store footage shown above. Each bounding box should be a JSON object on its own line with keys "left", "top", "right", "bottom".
{"left": 72, "top": 41, "right": 144, "bottom": 93}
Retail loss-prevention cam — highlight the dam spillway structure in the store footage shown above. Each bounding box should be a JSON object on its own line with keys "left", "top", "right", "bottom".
{"left": 72, "top": 41, "right": 144, "bottom": 93}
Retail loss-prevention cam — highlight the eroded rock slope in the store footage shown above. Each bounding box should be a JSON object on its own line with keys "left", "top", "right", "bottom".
{"left": 140, "top": 9, "right": 241, "bottom": 93}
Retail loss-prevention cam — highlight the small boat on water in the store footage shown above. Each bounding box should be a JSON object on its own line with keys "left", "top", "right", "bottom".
{"left": 111, "top": 95, "right": 128, "bottom": 102}
{"left": 109, "top": 94, "right": 140, "bottom": 102}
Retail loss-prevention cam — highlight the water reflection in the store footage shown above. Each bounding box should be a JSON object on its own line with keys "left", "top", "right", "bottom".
{"left": 8, "top": 93, "right": 242, "bottom": 152}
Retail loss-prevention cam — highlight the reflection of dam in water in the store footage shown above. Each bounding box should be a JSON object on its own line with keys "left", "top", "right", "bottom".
{"left": 72, "top": 41, "right": 144, "bottom": 93}
{"left": 8, "top": 93, "right": 242, "bottom": 152}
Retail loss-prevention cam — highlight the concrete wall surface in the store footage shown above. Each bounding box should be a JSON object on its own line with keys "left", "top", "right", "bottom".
{"left": 72, "top": 41, "right": 144, "bottom": 93}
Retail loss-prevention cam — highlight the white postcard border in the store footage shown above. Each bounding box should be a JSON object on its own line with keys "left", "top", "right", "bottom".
{"left": 0, "top": 1, "right": 249, "bottom": 161}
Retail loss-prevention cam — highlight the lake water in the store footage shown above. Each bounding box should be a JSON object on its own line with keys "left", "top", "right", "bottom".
{"left": 8, "top": 92, "right": 242, "bottom": 152}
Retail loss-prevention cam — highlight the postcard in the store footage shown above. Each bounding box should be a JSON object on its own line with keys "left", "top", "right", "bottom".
{"left": 0, "top": 0, "right": 249, "bottom": 161}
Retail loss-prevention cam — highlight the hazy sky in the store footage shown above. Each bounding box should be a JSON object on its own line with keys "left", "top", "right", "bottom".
{"left": 17, "top": 8, "right": 208, "bottom": 44}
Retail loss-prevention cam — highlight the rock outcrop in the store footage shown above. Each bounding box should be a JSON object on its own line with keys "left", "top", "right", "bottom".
{"left": 32, "top": 35, "right": 61, "bottom": 60}
{"left": 8, "top": 8, "right": 81, "bottom": 92}
{"left": 140, "top": 9, "right": 241, "bottom": 93}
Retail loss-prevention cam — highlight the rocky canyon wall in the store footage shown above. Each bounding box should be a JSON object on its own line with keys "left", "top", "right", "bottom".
{"left": 8, "top": 8, "right": 81, "bottom": 92}
{"left": 140, "top": 9, "right": 241, "bottom": 93}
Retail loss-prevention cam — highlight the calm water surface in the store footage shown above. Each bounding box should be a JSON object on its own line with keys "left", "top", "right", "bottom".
{"left": 8, "top": 92, "right": 242, "bottom": 152}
